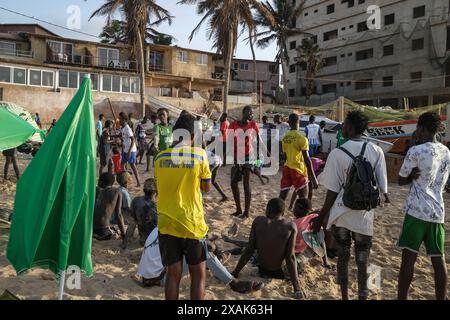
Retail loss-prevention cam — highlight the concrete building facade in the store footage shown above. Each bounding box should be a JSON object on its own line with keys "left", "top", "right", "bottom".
{"left": 286, "top": 0, "right": 450, "bottom": 108}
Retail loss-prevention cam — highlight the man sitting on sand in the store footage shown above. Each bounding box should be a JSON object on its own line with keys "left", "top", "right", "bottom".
{"left": 136, "top": 226, "right": 263, "bottom": 294}
{"left": 231, "top": 198, "right": 305, "bottom": 299}
{"left": 397, "top": 112, "right": 449, "bottom": 300}
{"left": 122, "top": 178, "right": 158, "bottom": 249}
{"left": 93, "top": 172, "right": 126, "bottom": 241}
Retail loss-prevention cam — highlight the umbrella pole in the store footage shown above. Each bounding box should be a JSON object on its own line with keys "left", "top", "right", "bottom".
{"left": 58, "top": 270, "right": 66, "bottom": 300}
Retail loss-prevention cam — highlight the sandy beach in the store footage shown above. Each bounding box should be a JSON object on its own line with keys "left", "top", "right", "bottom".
{"left": 0, "top": 154, "right": 449, "bottom": 300}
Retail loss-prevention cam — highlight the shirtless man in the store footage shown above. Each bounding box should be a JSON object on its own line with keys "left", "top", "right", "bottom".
{"left": 93, "top": 172, "right": 126, "bottom": 240}
{"left": 231, "top": 198, "right": 304, "bottom": 299}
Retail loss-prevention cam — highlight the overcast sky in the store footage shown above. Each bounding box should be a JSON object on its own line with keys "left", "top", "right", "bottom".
{"left": 0, "top": 0, "right": 278, "bottom": 61}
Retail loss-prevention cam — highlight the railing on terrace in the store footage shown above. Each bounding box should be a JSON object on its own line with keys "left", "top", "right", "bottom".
{"left": 0, "top": 47, "right": 34, "bottom": 58}
{"left": 47, "top": 52, "right": 138, "bottom": 72}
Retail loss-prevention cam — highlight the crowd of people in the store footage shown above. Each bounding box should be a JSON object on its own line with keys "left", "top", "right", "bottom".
{"left": 3, "top": 104, "right": 449, "bottom": 301}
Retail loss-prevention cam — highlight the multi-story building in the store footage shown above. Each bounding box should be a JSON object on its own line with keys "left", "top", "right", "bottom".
{"left": 0, "top": 23, "right": 224, "bottom": 122}
{"left": 214, "top": 58, "right": 280, "bottom": 103}
{"left": 286, "top": 0, "right": 450, "bottom": 108}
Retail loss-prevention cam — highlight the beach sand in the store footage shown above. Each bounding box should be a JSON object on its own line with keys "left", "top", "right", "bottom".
{"left": 0, "top": 154, "right": 449, "bottom": 300}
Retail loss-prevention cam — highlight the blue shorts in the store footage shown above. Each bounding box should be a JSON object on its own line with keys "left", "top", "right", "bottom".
{"left": 121, "top": 151, "right": 137, "bottom": 164}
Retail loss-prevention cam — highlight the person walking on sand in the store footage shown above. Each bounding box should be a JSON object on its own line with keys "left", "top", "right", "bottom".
{"left": 119, "top": 115, "right": 140, "bottom": 187}
{"left": 154, "top": 113, "right": 212, "bottom": 300}
{"left": 3, "top": 148, "right": 20, "bottom": 181}
{"left": 397, "top": 112, "right": 449, "bottom": 300}
{"left": 305, "top": 115, "right": 322, "bottom": 157}
{"left": 279, "top": 113, "right": 318, "bottom": 205}
{"left": 310, "top": 110, "right": 389, "bottom": 300}
{"left": 229, "top": 106, "right": 269, "bottom": 219}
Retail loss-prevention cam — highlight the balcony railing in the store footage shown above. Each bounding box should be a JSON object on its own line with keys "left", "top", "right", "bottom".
{"left": 47, "top": 52, "right": 138, "bottom": 72}
{"left": 0, "top": 47, "right": 33, "bottom": 58}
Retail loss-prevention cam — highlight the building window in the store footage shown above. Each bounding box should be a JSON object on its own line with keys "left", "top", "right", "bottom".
{"left": 289, "top": 64, "right": 296, "bottom": 73}
{"left": 42, "top": 71, "right": 54, "bottom": 87}
{"left": 233, "top": 62, "right": 239, "bottom": 70}
{"left": 411, "top": 72, "right": 422, "bottom": 83}
{"left": 268, "top": 64, "right": 276, "bottom": 73}
{"left": 58, "top": 70, "right": 78, "bottom": 89}
{"left": 121, "top": 76, "right": 131, "bottom": 93}
{"left": 26, "top": 69, "right": 53, "bottom": 87}
{"left": 413, "top": 5, "right": 425, "bottom": 18}
{"left": 290, "top": 41, "right": 297, "bottom": 50}
{"left": 0, "top": 66, "right": 11, "bottom": 83}
{"left": 323, "top": 29, "right": 338, "bottom": 41}
{"left": 412, "top": 38, "right": 425, "bottom": 51}
{"left": 323, "top": 56, "right": 337, "bottom": 67}
{"left": 383, "top": 76, "right": 393, "bottom": 87}
{"left": 357, "top": 21, "right": 368, "bottom": 32}
{"left": 327, "top": 4, "right": 335, "bottom": 14}
{"left": 48, "top": 41, "right": 73, "bottom": 62}
{"left": 384, "top": 13, "right": 395, "bottom": 26}
{"left": 358, "top": 0, "right": 365, "bottom": 4}
{"left": 98, "top": 47, "right": 119, "bottom": 67}
{"left": 355, "top": 79, "right": 372, "bottom": 90}
{"left": 176, "top": 51, "right": 188, "bottom": 63}
{"left": 289, "top": 88, "right": 296, "bottom": 97}
{"left": 299, "top": 62, "right": 307, "bottom": 71}
{"left": 383, "top": 44, "right": 394, "bottom": 56}
{"left": 240, "top": 63, "right": 249, "bottom": 71}
{"left": 311, "top": 35, "right": 318, "bottom": 44}
{"left": 446, "top": 27, "right": 450, "bottom": 51}
{"left": 196, "top": 54, "right": 208, "bottom": 65}
{"left": 0, "top": 41, "right": 16, "bottom": 56}
{"left": 130, "top": 77, "right": 140, "bottom": 93}
{"left": 342, "top": 0, "right": 355, "bottom": 8}
{"left": 356, "top": 48, "right": 373, "bottom": 61}
{"left": 304, "top": 12, "right": 308, "bottom": 17}
{"left": 322, "top": 83, "right": 337, "bottom": 93}
{"left": 349, "top": 24, "right": 354, "bottom": 29}
{"left": 13, "top": 67, "right": 26, "bottom": 85}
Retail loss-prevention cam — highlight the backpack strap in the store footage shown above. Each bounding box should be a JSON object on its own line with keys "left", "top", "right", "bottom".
{"left": 359, "top": 142, "right": 368, "bottom": 158}
{"left": 338, "top": 146, "right": 356, "bottom": 161}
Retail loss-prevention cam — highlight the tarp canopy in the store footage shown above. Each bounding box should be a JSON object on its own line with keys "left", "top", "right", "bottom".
{"left": 0, "top": 101, "right": 45, "bottom": 143}
{"left": 7, "top": 77, "right": 96, "bottom": 277}
{"left": 0, "top": 107, "right": 37, "bottom": 152}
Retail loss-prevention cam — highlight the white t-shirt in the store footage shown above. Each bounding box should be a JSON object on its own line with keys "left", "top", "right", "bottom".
{"left": 137, "top": 227, "right": 165, "bottom": 279}
{"left": 276, "top": 122, "right": 290, "bottom": 141}
{"left": 399, "top": 142, "right": 450, "bottom": 224}
{"left": 121, "top": 124, "right": 137, "bottom": 153}
{"left": 306, "top": 123, "right": 321, "bottom": 146}
{"left": 320, "top": 140, "right": 388, "bottom": 236}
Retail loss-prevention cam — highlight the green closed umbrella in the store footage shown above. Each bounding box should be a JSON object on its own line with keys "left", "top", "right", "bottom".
{"left": 7, "top": 76, "right": 96, "bottom": 299}
{"left": 0, "top": 108, "right": 37, "bottom": 151}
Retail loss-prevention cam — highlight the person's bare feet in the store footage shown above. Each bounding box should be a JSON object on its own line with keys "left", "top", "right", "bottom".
{"left": 231, "top": 211, "right": 242, "bottom": 217}
{"left": 229, "top": 280, "right": 263, "bottom": 293}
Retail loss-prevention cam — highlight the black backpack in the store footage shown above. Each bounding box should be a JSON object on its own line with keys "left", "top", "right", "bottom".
{"left": 339, "top": 142, "right": 380, "bottom": 211}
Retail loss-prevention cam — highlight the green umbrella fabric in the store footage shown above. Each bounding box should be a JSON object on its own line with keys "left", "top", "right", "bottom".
{"left": 0, "top": 108, "right": 37, "bottom": 152}
{"left": 0, "top": 101, "right": 45, "bottom": 143}
{"left": 7, "top": 77, "right": 96, "bottom": 277}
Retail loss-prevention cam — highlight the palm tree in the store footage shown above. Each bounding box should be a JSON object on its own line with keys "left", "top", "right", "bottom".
{"left": 296, "top": 37, "right": 323, "bottom": 105}
{"left": 99, "top": 19, "right": 174, "bottom": 45}
{"left": 179, "top": 0, "right": 271, "bottom": 113}
{"left": 255, "top": 0, "right": 305, "bottom": 104}
{"left": 90, "top": 0, "right": 172, "bottom": 117}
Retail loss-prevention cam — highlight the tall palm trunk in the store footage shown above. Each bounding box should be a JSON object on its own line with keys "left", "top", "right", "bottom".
{"left": 281, "top": 56, "right": 289, "bottom": 105}
{"left": 249, "top": 29, "right": 257, "bottom": 95}
{"left": 223, "top": 31, "right": 234, "bottom": 113}
{"left": 137, "top": 28, "right": 146, "bottom": 117}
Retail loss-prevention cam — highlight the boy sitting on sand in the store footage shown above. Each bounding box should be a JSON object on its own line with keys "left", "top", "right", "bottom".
{"left": 231, "top": 198, "right": 305, "bottom": 299}
{"left": 93, "top": 172, "right": 126, "bottom": 241}
{"left": 292, "top": 198, "right": 332, "bottom": 273}
{"left": 122, "top": 178, "right": 158, "bottom": 249}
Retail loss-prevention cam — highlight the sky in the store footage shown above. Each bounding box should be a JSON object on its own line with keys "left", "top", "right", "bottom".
{"left": 0, "top": 0, "right": 277, "bottom": 61}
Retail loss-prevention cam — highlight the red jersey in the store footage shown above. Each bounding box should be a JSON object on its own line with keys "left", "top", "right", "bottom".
{"left": 229, "top": 120, "right": 260, "bottom": 158}
{"left": 220, "top": 120, "right": 230, "bottom": 142}
{"left": 112, "top": 153, "right": 122, "bottom": 174}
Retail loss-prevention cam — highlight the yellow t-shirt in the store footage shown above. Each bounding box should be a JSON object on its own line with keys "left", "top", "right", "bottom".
{"left": 282, "top": 130, "right": 309, "bottom": 177}
{"left": 154, "top": 146, "right": 211, "bottom": 240}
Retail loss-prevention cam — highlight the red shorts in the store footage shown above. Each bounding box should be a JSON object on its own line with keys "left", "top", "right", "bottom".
{"left": 280, "top": 166, "right": 308, "bottom": 191}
